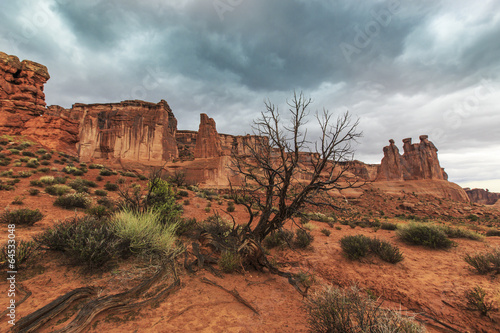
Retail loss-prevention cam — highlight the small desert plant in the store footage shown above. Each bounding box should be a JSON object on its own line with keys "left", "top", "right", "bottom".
{"left": 22, "top": 151, "right": 35, "bottom": 157}
{"left": 35, "top": 216, "right": 119, "bottom": 271}
{"left": 88, "top": 163, "right": 104, "bottom": 169}
{"left": 218, "top": 250, "right": 241, "bottom": 273}
{"left": 204, "top": 206, "right": 212, "bottom": 213}
{"left": 86, "top": 205, "right": 112, "bottom": 219}
{"left": 0, "top": 240, "right": 38, "bottom": 270}
{"left": 369, "top": 238, "right": 404, "bottom": 264}
{"left": 320, "top": 228, "right": 331, "bottom": 236}
{"left": 12, "top": 196, "right": 24, "bottom": 205}
{"left": 36, "top": 149, "right": 47, "bottom": 154}
{"left": 54, "top": 193, "right": 92, "bottom": 209}
{"left": 294, "top": 229, "right": 314, "bottom": 248}
{"left": 178, "top": 190, "right": 189, "bottom": 197}
{"left": 0, "top": 208, "right": 43, "bottom": 225}
{"left": 104, "top": 182, "right": 119, "bottom": 191}
{"left": 263, "top": 229, "right": 294, "bottom": 249}
{"left": 397, "top": 223, "right": 454, "bottom": 249}
{"left": 340, "top": 235, "right": 371, "bottom": 260}
{"left": 62, "top": 166, "right": 83, "bottom": 175}
{"left": 183, "top": 199, "right": 190, "bottom": 206}
{"left": 96, "top": 175, "right": 103, "bottom": 181}
{"left": 45, "top": 184, "right": 72, "bottom": 196}
{"left": 304, "top": 286, "right": 425, "bottom": 333}
{"left": 439, "top": 225, "right": 483, "bottom": 241}
{"left": 40, "top": 153, "right": 52, "bottom": 160}
{"left": 465, "top": 285, "right": 497, "bottom": 316}
{"left": 94, "top": 189, "right": 108, "bottom": 197}
{"left": 464, "top": 248, "right": 500, "bottom": 275}
{"left": 18, "top": 171, "right": 33, "bottom": 178}
{"left": 117, "top": 177, "right": 126, "bottom": 184}
{"left": 486, "top": 229, "right": 500, "bottom": 237}
{"left": 380, "top": 222, "right": 398, "bottom": 230}
{"left": 39, "top": 175, "right": 56, "bottom": 185}
{"left": 112, "top": 209, "right": 178, "bottom": 257}
{"left": 26, "top": 158, "right": 39, "bottom": 168}
{"left": 69, "top": 178, "right": 97, "bottom": 193}
{"left": 99, "top": 168, "right": 114, "bottom": 176}
{"left": 28, "top": 188, "right": 40, "bottom": 196}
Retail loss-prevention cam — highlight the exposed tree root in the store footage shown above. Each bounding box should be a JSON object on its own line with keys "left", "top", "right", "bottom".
{"left": 200, "top": 277, "right": 259, "bottom": 315}
{"left": 14, "top": 263, "right": 180, "bottom": 333}
{"left": 13, "top": 287, "right": 97, "bottom": 333}
{"left": 0, "top": 283, "right": 32, "bottom": 322}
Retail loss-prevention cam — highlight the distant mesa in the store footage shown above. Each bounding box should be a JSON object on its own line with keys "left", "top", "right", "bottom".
{"left": 0, "top": 51, "right": 494, "bottom": 203}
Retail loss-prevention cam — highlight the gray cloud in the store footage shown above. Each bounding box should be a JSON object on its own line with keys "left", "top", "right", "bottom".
{"left": 1, "top": 0, "right": 499, "bottom": 190}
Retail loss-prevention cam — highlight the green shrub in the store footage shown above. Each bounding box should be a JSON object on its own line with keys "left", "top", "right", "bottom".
{"left": 204, "top": 207, "right": 211, "bottom": 213}
{"left": 178, "top": 190, "right": 189, "bottom": 197}
{"left": 439, "top": 225, "right": 483, "bottom": 241}
{"left": 304, "top": 286, "right": 425, "bottom": 333}
{"left": 22, "top": 151, "right": 35, "bottom": 157}
{"left": 26, "top": 158, "right": 39, "bottom": 168}
{"left": 465, "top": 285, "right": 496, "bottom": 316}
{"left": 68, "top": 178, "right": 97, "bottom": 193}
{"left": 40, "top": 153, "right": 52, "bottom": 160}
{"left": 294, "top": 229, "right": 314, "bottom": 248}
{"left": 30, "top": 180, "right": 43, "bottom": 187}
{"left": 121, "top": 171, "right": 137, "bottom": 178}
{"left": 397, "top": 223, "right": 454, "bottom": 249}
{"left": 112, "top": 209, "right": 178, "bottom": 256}
{"left": 28, "top": 188, "right": 40, "bottom": 196}
{"left": 99, "top": 168, "right": 114, "bottom": 176}
{"left": 0, "top": 208, "right": 43, "bottom": 225}
{"left": 86, "top": 205, "right": 112, "bottom": 219}
{"left": 340, "top": 235, "right": 371, "bottom": 260}
{"left": 264, "top": 229, "right": 294, "bottom": 249}
{"left": 38, "top": 167, "right": 50, "bottom": 173}
{"left": 97, "top": 197, "right": 116, "bottom": 209}
{"left": 62, "top": 166, "right": 84, "bottom": 175}
{"left": 88, "top": 163, "right": 104, "bottom": 169}
{"left": 12, "top": 196, "right": 24, "bottom": 205}
{"left": 320, "top": 228, "right": 331, "bottom": 236}
{"left": 219, "top": 250, "right": 241, "bottom": 273}
{"left": 96, "top": 175, "right": 103, "bottom": 181}
{"left": 175, "top": 217, "right": 197, "bottom": 236}
{"left": 54, "top": 176, "right": 67, "bottom": 184}
{"left": 464, "top": 249, "right": 500, "bottom": 275}
{"left": 94, "top": 189, "right": 108, "bottom": 197}
{"left": 0, "top": 182, "right": 15, "bottom": 191}
{"left": 146, "top": 178, "right": 182, "bottom": 226}
{"left": 8, "top": 149, "right": 20, "bottom": 155}
{"left": 369, "top": 238, "right": 404, "bottom": 264}
{"left": 104, "top": 182, "right": 119, "bottom": 191}
{"left": 0, "top": 240, "right": 38, "bottom": 270}
{"left": 183, "top": 199, "right": 190, "bottom": 205}
{"left": 381, "top": 222, "right": 398, "bottom": 230}
{"left": 117, "top": 177, "right": 125, "bottom": 184}
{"left": 36, "top": 149, "right": 47, "bottom": 154}
{"left": 18, "top": 171, "right": 33, "bottom": 178}
{"left": 39, "top": 175, "right": 56, "bottom": 185}
{"left": 138, "top": 175, "right": 148, "bottom": 181}
{"left": 45, "top": 184, "right": 72, "bottom": 196}
{"left": 35, "top": 216, "right": 119, "bottom": 271}
{"left": 54, "top": 193, "right": 92, "bottom": 209}
{"left": 486, "top": 229, "right": 500, "bottom": 237}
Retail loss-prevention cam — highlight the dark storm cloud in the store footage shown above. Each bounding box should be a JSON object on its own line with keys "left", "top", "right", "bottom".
{"left": 0, "top": 0, "right": 499, "bottom": 190}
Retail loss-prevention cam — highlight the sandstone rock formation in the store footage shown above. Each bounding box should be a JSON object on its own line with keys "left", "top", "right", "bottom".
{"left": 465, "top": 188, "right": 500, "bottom": 205}
{"left": 0, "top": 52, "right": 50, "bottom": 133}
{"left": 377, "top": 136, "right": 447, "bottom": 181}
{"left": 194, "top": 114, "right": 222, "bottom": 159}
{"left": 75, "top": 100, "right": 178, "bottom": 164}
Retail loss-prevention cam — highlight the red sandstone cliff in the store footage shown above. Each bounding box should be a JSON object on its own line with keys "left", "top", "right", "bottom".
{"left": 194, "top": 114, "right": 222, "bottom": 159}
{"left": 465, "top": 188, "right": 500, "bottom": 205}
{"left": 74, "top": 100, "right": 178, "bottom": 164}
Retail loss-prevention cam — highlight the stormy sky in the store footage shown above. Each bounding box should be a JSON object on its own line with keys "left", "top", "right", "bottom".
{"left": 1, "top": 0, "right": 499, "bottom": 191}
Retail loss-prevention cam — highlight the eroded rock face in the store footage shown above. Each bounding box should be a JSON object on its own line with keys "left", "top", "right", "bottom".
{"left": 377, "top": 139, "right": 404, "bottom": 181}
{"left": 76, "top": 100, "right": 178, "bottom": 164}
{"left": 377, "top": 136, "right": 447, "bottom": 181}
{"left": 0, "top": 52, "right": 50, "bottom": 133}
{"left": 465, "top": 188, "right": 500, "bottom": 205}
{"left": 194, "top": 114, "right": 222, "bottom": 158}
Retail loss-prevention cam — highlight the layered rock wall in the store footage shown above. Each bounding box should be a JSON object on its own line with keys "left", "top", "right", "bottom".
{"left": 76, "top": 100, "right": 178, "bottom": 164}
{"left": 194, "top": 114, "right": 222, "bottom": 158}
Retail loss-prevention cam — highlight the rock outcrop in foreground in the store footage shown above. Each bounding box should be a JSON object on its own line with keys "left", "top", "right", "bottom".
{"left": 377, "top": 135, "right": 447, "bottom": 181}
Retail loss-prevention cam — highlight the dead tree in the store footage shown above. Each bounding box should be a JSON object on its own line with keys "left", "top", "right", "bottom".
{"left": 231, "top": 92, "right": 362, "bottom": 241}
